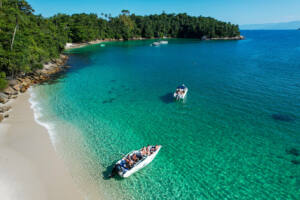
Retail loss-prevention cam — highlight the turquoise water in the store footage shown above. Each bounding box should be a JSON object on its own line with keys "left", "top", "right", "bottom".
{"left": 32, "top": 31, "right": 300, "bottom": 199}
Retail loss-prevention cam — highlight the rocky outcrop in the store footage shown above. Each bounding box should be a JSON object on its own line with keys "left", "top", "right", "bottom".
{"left": 0, "top": 93, "right": 9, "bottom": 104}
{"left": 0, "top": 54, "right": 70, "bottom": 122}
{"left": 0, "top": 105, "right": 11, "bottom": 113}
{"left": 210, "top": 35, "right": 245, "bottom": 40}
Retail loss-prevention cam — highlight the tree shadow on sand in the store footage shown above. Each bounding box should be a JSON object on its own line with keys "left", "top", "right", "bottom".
{"left": 160, "top": 92, "right": 175, "bottom": 104}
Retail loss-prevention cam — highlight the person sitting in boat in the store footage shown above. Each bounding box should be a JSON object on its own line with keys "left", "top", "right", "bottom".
{"left": 141, "top": 147, "right": 148, "bottom": 156}
{"left": 131, "top": 153, "right": 141, "bottom": 163}
{"left": 125, "top": 156, "right": 134, "bottom": 168}
{"left": 147, "top": 145, "right": 159, "bottom": 155}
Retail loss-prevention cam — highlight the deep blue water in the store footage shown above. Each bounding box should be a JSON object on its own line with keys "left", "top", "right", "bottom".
{"left": 31, "top": 30, "right": 300, "bottom": 199}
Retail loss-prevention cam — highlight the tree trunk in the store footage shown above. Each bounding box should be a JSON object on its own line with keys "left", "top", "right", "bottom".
{"left": 10, "top": 24, "right": 18, "bottom": 51}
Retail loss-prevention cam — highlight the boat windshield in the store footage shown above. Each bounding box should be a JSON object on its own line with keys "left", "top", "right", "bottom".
{"left": 177, "top": 85, "right": 186, "bottom": 89}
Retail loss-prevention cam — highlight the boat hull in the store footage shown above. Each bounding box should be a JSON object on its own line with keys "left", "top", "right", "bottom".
{"left": 117, "top": 146, "right": 161, "bottom": 178}
{"left": 174, "top": 88, "right": 188, "bottom": 100}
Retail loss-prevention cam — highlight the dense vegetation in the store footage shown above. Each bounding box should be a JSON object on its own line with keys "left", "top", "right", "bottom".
{"left": 0, "top": 0, "right": 240, "bottom": 90}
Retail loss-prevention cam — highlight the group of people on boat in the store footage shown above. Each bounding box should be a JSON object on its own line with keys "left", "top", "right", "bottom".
{"left": 109, "top": 145, "right": 160, "bottom": 178}
{"left": 175, "top": 88, "right": 185, "bottom": 96}
{"left": 174, "top": 84, "right": 188, "bottom": 100}
{"left": 121, "top": 145, "right": 159, "bottom": 169}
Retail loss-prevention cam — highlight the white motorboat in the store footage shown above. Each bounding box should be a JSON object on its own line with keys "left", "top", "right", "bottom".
{"left": 174, "top": 84, "right": 188, "bottom": 100}
{"left": 159, "top": 40, "right": 168, "bottom": 44}
{"left": 111, "top": 145, "right": 162, "bottom": 178}
{"left": 151, "top": 42, "right": 160, "bottom": 46}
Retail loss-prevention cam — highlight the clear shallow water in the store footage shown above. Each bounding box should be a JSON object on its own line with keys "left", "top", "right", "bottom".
{"left": 32, "top": 31, "right": 300, "bottom": 199}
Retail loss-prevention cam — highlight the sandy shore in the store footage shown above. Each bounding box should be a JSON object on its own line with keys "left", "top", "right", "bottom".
{"left": 0, "top": 92, "right": 83, "bottom": 200}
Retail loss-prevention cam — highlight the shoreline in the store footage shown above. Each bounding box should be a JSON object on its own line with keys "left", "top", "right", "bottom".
{"left": 0, "top": 91, "right": 84, "bottom": 200}
{"left": 65, "top": 35, "right": 245, "bottom": 50}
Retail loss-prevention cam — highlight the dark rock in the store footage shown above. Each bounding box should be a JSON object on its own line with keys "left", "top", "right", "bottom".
{"left": 291, "top": 160, "right": 300, "bottom": 165}
{"left": 102, "top": 98, "right": 115, "bottom": 104}
{"left": 286, "top": 148, "right": 299, "bottom": 156}
{"left": 0, "top": 114, "right": 3, "bottom": 122}
{"left": 4, "top": 113, "right": 9, "bottom": 118}
{"left": 20, "top": 85, "right": 27, "bottom": 93}
{"left": 272, "top": 113, "right": 296, "bottom": 122}
{"left": 13, "top": 84, "right": 21, "bottom": 92}
{"left": 201, "top": 36, "right": 208, "bottom": 40}
{"left": 0, "top": 93, "right": 9, "bottom": 104}
{"left": 3, "top": 87, "right": 18, "bottom": 95}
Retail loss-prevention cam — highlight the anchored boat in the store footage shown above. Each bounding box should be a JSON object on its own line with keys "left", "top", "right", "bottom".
{"left": 174, "top": 84, "right": 188, "bottom": 100}
{"left": 159, "top": 40, "right": 168, "bottom": 44}
{"left": 110, "top": 145, "right": 162, "bottom": 178}
{"left": 151, "top": 42, "right": 161, "bottom": 46}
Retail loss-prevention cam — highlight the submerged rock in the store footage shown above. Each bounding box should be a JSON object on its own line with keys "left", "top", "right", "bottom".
{"left": 272, "top": 113, "right": 296, "bottom": 122}
{"left": 286, "top": 148, "right": 299, "bottom": 156}
{"left": 291, "top": 160, "right": 300, "bottom": 165}
{"left": 102, "top": 98, "right": 115, "bottom": 104}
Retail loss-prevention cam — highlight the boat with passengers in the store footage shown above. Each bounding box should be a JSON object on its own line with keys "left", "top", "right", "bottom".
{"left": 174, "top": 84, "right": 188, "bottom": 100}
{"left": 110, "top": 145, "right": 162, "bottom": 178}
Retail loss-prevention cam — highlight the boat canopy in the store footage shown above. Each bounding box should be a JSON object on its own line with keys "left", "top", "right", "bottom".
{"left": 177, "top": 85, "right": 186, "bottom": 89}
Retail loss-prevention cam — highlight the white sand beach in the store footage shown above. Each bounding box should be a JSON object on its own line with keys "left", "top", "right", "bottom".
{"left": 0, "top": 92, "right": 84, "bottom": 200}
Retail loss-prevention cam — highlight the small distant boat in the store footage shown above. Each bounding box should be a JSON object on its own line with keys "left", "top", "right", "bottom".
{"left": 100, "top": 44, "right": 105, "bottom": 47}
{"left": 151, "top": 42, "right": 160, "bottom": 46}
{"left": 159, "top": 41, "right": 168, "bottom": 44}
{"left": 110, "top": 145, "right": 162, "bottom": 178}
{"left": 174, "top": 84, "right": 188, "bottom": 100}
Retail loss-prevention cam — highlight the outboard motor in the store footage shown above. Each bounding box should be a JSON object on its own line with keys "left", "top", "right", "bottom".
{"left": 109, "top": 164, "right": 122, "bottom": 178}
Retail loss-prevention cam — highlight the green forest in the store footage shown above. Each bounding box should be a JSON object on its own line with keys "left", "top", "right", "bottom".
{"left": 0, "top": 0, "right": 240, "bottom": 90}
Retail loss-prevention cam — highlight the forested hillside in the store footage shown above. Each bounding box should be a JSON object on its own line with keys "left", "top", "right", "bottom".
{"left": 0, "top": 0, "right": 240, "bottom": 89}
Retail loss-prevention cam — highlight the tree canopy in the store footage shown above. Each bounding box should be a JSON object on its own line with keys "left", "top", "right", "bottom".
{"left": 0, "top": 0, "right": 240, "bottom": 90}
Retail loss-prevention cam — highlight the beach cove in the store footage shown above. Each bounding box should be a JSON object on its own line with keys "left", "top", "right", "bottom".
{"left": 27, "top": 31, "right": 300, "bottom": 199}
{"left": 0, "top": 30, "right": 299, "bottom": 199}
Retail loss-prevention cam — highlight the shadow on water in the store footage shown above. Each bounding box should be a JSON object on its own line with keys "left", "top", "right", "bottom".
{"left": 102, "top": 160, "right": 123, "bottom": 181}
{"left": 271, "top": 113, "right": 296, "bottom": 122}
{"left": 102, "top": 97, "right": 116, "bottom": 104}
{"left": 286, "top": 148, "right": 299, "bottom": 156}
{"left": 160, "top": 92, "right": 175, "bottom": 104}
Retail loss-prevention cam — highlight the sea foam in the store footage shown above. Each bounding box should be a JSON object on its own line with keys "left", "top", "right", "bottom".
{"left": 28, "top": 87, "right": 58, "bottom": 148}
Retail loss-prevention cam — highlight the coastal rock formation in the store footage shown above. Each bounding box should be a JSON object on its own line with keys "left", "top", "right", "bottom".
{"left": 210, "top": 35, "right": 245, "bottom": 40}
{"left": 3, "top": 86, "right": 18, "bottom": 96}
{"left": 0, "top": 93, "right": 9, "bottom": 104}
{"left": 0, "top": 54, "right": 70, "bottom": 123}
{"left": 0, "top": 105, "right": 12, "bottom": 113}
